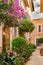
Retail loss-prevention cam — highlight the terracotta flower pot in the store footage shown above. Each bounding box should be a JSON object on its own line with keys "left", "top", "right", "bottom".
{"left": 40, "top": 43, "right": 43, "bottom": 56}
{"left": 40, "top": 48, "right": 43, "bottom": 56}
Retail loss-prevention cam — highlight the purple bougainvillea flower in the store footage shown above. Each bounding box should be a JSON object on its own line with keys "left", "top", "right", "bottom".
{"left": 5, "top": 0, "right": 24, "bottom": 24}
{"left": 4, "top": 0, "right": 8, "bottom": 4}
{"left": 11, "top": 21, "right": 15, "bottom": 26}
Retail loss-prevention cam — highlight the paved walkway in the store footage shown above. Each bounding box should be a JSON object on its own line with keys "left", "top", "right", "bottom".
{"left": 25, "top": 47, "right": 43, "bottom": 65}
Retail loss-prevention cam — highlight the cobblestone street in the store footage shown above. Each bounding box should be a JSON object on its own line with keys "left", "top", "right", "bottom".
{"left": 25, "top": 47, "right": 43, "bottom": 65}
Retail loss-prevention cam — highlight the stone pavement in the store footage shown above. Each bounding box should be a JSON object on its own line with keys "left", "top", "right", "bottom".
{"left": 25, "top": 47, "right": 43, "bottom": 65}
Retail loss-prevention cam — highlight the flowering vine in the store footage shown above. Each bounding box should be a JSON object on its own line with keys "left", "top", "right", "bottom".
{"left": 0, "top": 0, "right": 24, "bottom": 27}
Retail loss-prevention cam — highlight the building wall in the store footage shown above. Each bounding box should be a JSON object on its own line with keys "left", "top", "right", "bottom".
{"left": 30, "top": 18, "right": 43, "bottom": 45}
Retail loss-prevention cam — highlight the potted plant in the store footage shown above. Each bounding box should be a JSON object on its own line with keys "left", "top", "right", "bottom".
{"left": 38, "top": 38, "right": 43, "bottom": 56}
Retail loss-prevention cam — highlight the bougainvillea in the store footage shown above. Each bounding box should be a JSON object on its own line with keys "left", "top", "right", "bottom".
{"left": 0, "top": 0, "right": 24, "bottom": 27}
{"left": 5, "top": 0, "right": 24, "bottom": 19}
{"left": 4, "top": 0, "right": 8, "bottom": 4}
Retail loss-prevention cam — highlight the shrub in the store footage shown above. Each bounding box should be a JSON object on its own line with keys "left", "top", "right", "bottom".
{"left": 28, "top": 44, "right": 36, "bottom": 49}
{"left": 19, "top": 19, "right": 34, "bottom": 32}
{"left": 38, "top": 38, "right": 43, "bottom": 44}
{"left": 12, "top": 37, "right": 28, "bottom": 53}
{"left": 0, "top": 52, "right": 15, "bottom": 65}
{"left": 27, "top": 44, "right": 36, "bottom": 53}
{"left": 12, "top": 37, "right": 36, "bottom": 62}
{"left": 14, "top": 56, "right": 24, "bottom": 65}
{"left": 0, "top": 51, "right": 24, "bottom": 65}
{"left": 19, "top": 19, "right": 34, "bottom": 37}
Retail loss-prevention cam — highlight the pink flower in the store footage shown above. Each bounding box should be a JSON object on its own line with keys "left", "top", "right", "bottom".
{"left": 7, "top": 50, "right": 13, "bottom": 55}
{"left": 11, "top": 21, "right": 15, "bottom": 26}
{"left": 13, "top": 51, "right": 20, "bottom": 57}
{"left": 5, "top": 0, "right": 24, "bottom": 22}
{"left": 4, "top": 0, "right": 8, "bottom": 4}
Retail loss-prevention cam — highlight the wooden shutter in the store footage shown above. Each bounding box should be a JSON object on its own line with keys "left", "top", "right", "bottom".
{"left": 40, "top": 0, "right": 43, "bottom": 13}
{"left": 22, "top": 0, "right": 29, "bottom": 8}
{"left": 29, "top": 0, "right": 34, "bottom": 12}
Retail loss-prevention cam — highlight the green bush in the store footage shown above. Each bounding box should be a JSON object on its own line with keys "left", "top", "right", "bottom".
{"left": 14, "top": 56, "right": 24, "bottom": 65}
{"left": 12, "top": 37, "right": 28, "bottom": 53}
{"left": 0, "top": 52, "right": 15, "bottom": 65}
{"left": 28, "top": 44, "right": 36, "bottom": 49}
{"left": 19, "top": 19, "right": 34, "bottom": 32}
{"left": 12, "top": 37, "right": 36, "bottom": 62}
{"left": 38, "top": 38, "right": 43, "bottom": 44}
{"left": 19, "top": 19, "right": 34, "bottom": 37}
{"left": 0, "top": 51, "right": 24, "bottom": 65}
{"left": 27, "top": 44, "right": 36, "bottom": 53}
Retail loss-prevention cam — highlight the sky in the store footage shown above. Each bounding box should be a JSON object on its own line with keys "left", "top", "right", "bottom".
{"left": 21, "top": 0, "right": 43, "bottom": 19}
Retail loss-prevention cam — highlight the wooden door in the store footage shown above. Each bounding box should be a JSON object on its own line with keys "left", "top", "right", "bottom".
{"left": 2, "top": 27, "right": 10, "bottom": 51}
{"left": 36, "top": 38, "right": 40, "bottom": 46}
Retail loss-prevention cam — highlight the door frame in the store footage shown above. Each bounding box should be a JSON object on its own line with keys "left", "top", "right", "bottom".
{"left": 35, "top": 37, "right": 40, "bottom": 46}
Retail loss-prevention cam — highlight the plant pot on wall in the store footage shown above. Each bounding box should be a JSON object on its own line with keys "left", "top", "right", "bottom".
{"left": 40, "top": 48, "right": 43, "bottom": 56}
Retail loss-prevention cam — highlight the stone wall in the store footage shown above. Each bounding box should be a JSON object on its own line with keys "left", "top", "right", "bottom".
{"left": 30, "top": 18, "right": 43, "bottom": 45}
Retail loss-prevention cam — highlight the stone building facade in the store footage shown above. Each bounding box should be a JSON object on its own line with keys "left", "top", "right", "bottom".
{"left": 0, "top": 26, "right": 19, "bottom": 52}
{"left": 30, "top": 18, "right": 43, "bottom": 46}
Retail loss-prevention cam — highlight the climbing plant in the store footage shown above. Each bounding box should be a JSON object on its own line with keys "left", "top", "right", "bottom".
{"left": 0, "top": 0, "right": 24, "bottom": 27}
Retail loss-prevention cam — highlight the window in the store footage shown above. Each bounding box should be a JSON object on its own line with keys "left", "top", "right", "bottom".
{"left": 14, "top": 27, "right": 18, "bottom": 37}
{"left": 37, "top": 24, "right": 42, "bottom": 32}
{"left": 36, "top": 38, "right": 40, "bottom": 46}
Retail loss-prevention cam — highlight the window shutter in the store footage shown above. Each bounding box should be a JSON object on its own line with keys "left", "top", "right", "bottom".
{"left": 22, "top": 0, "right": 29, "bottom": 8}
{"left": 40, "top": 0, "right": 43, "bottom": 13}
{"left": 29, "top": 0, "right": 34, "bottom": 12}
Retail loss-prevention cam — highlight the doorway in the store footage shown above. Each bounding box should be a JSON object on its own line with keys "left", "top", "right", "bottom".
{"left": 36, "top": 38, "right": 40, "bottom": 46}
{"left": 2, "top": 27, "right": 10, "bottom": 51}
